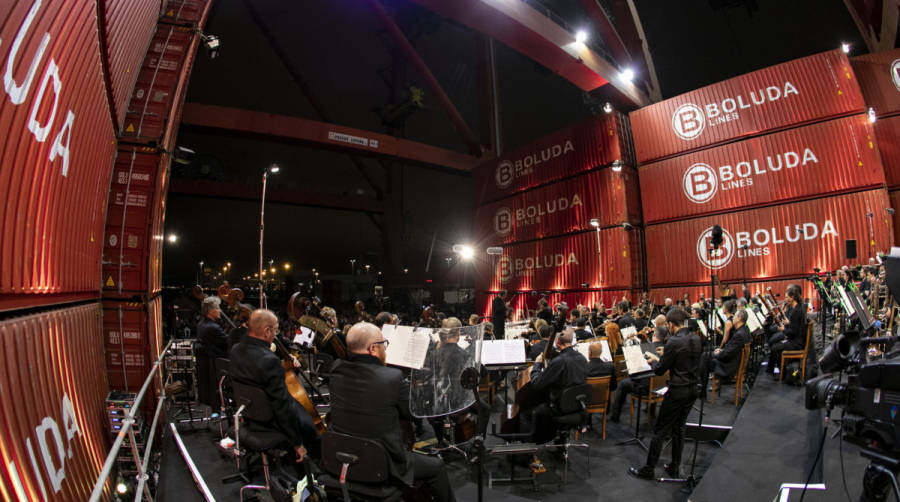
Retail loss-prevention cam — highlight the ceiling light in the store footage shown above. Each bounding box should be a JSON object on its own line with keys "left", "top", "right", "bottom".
{"left": 621, "top": 68, "right": 635, "bottom": 82}
{"left": 575, "top": 30, "right": 588, "bottom": 44}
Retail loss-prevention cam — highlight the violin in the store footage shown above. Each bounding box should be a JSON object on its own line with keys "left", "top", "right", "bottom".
{"left": 272, "top": 337, "right": 326, "bottom": 434}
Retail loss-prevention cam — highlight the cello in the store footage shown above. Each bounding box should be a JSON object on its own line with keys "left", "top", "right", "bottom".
{"left": 500, "top": 327, "right": 560, "bottom": 434}
{"left": 272, "top": 336, "right": 327, "bottom": 434}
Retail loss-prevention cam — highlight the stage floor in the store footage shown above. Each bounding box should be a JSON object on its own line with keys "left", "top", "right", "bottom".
{"left": 155, "top": 369, "right": 868, "bottom": 501}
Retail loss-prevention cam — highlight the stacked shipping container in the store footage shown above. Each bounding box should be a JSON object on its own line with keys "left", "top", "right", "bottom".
{"left": 852, "top": 48, "right": 900, "bottom": 242}
{"left": 0, "top": 0, "right": 211, "bottom": 497}
{"left": 472, "top": 113, "right": 643, "bottom": 320}
{"left": 630, "top": 50, "right": 893, "bottom": 295}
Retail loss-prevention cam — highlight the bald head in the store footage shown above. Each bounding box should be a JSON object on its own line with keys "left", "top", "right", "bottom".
{"left": 347, "top": 322, "right": 384, "bottom": 354}
{"left": 248, "top": 309, "right": 278, "bottom": 342}
{"left": 654, "top": 315, "right": 666, "bottom": 327}
{"left": 589, "top": 342, "right": 604, "bottom": 359}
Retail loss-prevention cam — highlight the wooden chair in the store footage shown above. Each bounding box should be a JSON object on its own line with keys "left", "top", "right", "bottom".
{"left": 710, "top": 344, "right": 750, "bottom": 406}
{"left": 780, "top": 322, "right": 814, "bottom": 383}
{"left": 613, "top": 355, "right": 628, "bottom": 384}
{"left": 630, "top": 372, "right": 668, "bottom": 426}
{"left": 585, "top": 376, "right": 611, "bottom": 439}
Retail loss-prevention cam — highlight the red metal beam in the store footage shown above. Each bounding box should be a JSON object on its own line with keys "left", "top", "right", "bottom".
{"left": 168, "top": 179, "right": 385, "bottom": 213}
{"left": 408, "top": 0, "right": 651, "bottom": 107}
{"left": 181, "top": 103, "right": 480, "bottom": 171}
{"left": 365, "top": 0, "right": 484, "bottom": 156}
{"left": 579, "top": 0, "right": 632, "bottom": 67}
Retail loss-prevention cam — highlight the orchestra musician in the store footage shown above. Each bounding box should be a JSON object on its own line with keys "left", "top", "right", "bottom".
{"left": 491, "top": 290, "right": 508, "bottom": 339}
{"left": 196, "top": 296, "right": 229, "bottom": 406}
{"left": 616, "top": 301, "right": 635, "bottom": 329}
{"left": 718, "top": 300, "right": 736, "bottom": 347}
{"left": 608, "top": 323, "right": 665, "bottom": 423}
{"left": 629, "top": 308, "right": 701, "bottom": 480}
{"left": 765, "top": 284, "right": 807, "bottom": 378}
{"left": 354, "top": 300, "right": 374, "bottom": 324}
{"left": 229, "top": 309, "right": 318, "bottom": 462}
{"left": 374, "top": 311, "right": 393, "bottom": 328}
{"left": 536, "top": 299, "right": 553, "bottom": 325}
{"left": 327, "top": 323, "right": 456, "bottom": 502}
{"left": 700, "top": 309, "right": 751, "bottom": 392}
{"left": 522, "top": 328, "right": 588, "bottom": 444}
{"left": 528, "top": 325, "right": 553, "bottom": 361}
{"left": 587, "top": 342, "right": 616, "bottom": 389}
{"left": 573, "top": 317, "right": 591, "bottom": 341}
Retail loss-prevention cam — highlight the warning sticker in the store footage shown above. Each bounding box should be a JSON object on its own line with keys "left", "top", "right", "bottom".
{"left": 105, "top": 276, "right": 115, "bottom": 287}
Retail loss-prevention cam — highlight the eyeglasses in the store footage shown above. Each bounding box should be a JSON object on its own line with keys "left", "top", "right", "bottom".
{"left": 371, "top": 339, "right": 390, "bottom": 349}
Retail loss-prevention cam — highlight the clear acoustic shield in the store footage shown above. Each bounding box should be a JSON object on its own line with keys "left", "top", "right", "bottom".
{"left": 409, "top": 323, "right": 484, "bottom": 418}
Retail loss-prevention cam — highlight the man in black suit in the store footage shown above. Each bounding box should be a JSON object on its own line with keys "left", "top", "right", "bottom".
{"left": 629, "top": 308, "right": 701, "bottom": 480}
{"left": 766, "top": 285, "right": 807, "bottom": 377}
{"left": 528, "top": 325, "right": 552, "bottom": 361}
{"left": 537, "top": 299, "right": 553, "bottom": 325}
{"left": 491, "top": 290, "right": 508, "bottom": 340}
{"left": 587, "top": 341, "right": 616, "bottom": 390}
{"left": 328, "top": 323, "right": 456, "bottom": 502}
{"left": 196, "top": 296, "right": 229, "bottom": 405}
{"left": 616, "top": 301, "right": 635, "bottom": 329}
{"left": 700, "top": 309, "right": 751, "bottom": 392}
{"left": 573, "top": 317, "right": 592, "bottom": 341}
{"left": 524, "top": 329, "right": 588, "bottom": 443}
{"left": 229, "top": 309, "right": 318, "bottom": 461}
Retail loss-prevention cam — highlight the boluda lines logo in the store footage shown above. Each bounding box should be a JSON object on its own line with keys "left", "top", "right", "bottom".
{"left": 695, "top": 220, "right": 838, "bottom": 269}
{"left": 696, "top": 226, "right": 735, "bottom": 270}
{"left": 891, "top": 59, "right": 900, "bottom": 93}
{"left": 493, "top": 194, "right": 584, "bottom": 236}
{"left": 682, "top": 148, "right": 819, "bottom": 204}
{"left": 498, "top": 253, "right": 579, "bottom": 282}
{"left": 494, "top": 141, "right": 575, "bottom": 189}
{"left": 671, "top": 82, "right": 799, "bottom": 140}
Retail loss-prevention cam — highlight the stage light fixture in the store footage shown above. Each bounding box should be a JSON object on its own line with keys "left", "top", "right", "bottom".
{"left": 611, "top": 160, "right": 623, "bottom": 172}
{"left": 269, "top": 164, "right": 280, "bottom": 173}
{"left": 173, "top": 146, "right": 195, "bottom": 165}
{"left": 575, "top": 30, "right": 588, "bottom": 43}
{"left": 116, "top": 482, "right": 128, "bottom": 495}
{"left": 590, "top": 219, "right": 600, "bottom": 228}
{"left": 167, "top": 234, "right": 178, "bottom": 243}
{"left": 459, "top": 245, "right": 475, "bottom": 261}
{"left": 620, "top": 68, "right": 635, "bottom": 82}
{"left": 603, "top": 102, "right": 613, "bottom": 114}
{"left": 201, "top": 34, "right": 220, "bottom": 58}
{"left": 868, "top": 107, "right": 877, "bottom": 123}
{"left": 841, "top": 42, "right": 850, "bottom": 53}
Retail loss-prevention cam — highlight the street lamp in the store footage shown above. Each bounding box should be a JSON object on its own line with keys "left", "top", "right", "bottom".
{"left": 284, "top": 263, "right": 291, "bottom": 270}
{"left": 167, "top": 234, "right": 178, "bottom": 243}
{"left": 590, "top": 219, "right": 602, "bottom": 287}
{"left": 197, "top": 260, "right": 204, "bottom": 285}
{"left": 259, "top": 164, "right": 279, "bottom": 307}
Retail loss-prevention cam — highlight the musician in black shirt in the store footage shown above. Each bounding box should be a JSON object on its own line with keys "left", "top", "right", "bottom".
{"left": 491, "top": 290, "right": 508, "bottom": 339}
{"left": 524, "top": 329, "right": 588, "bottom": 443}
{"left": 573, "top": 317, "right": 591, "bottom": 341}
{"left": 765, "top": 285, "right": 807, "bottom": 377}
{"left": 629, "top": 308, "right": 701, "bottom": 480}
{"left": 536, "top": 299, "right": 553, "bottom": 325}
{"left": 230, "top": 309, "right": 318, "bottom": 461}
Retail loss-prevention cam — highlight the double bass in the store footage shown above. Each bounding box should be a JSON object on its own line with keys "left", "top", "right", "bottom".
{"left": 500, "top": 328, "right": 560, "bottom": 434}
{"left": 288, "top": 293, "right": 347, "bottom": 359}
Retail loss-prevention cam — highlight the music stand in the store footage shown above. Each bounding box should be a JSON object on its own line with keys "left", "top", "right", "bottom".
{"left": 616, "top": 346, "right": 655, "bottom": 451}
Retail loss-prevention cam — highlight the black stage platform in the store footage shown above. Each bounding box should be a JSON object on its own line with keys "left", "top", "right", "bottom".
{"left": 156, "top": 369, "right": 873, "bottom": 501}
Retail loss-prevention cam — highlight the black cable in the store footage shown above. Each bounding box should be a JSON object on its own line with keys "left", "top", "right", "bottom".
{"left": 798, "top": 414, "right": 829, "bottom": 502}
{"left": 838, "top": 409, "right": 851, "bottom": 502}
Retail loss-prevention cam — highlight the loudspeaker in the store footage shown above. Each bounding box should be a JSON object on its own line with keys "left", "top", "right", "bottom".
{"left": 845, "top": 239, "right": 857, "bottom": 260}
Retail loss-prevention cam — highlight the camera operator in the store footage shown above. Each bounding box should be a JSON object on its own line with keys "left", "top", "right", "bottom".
{"left": 765, "top": 284, "right": 807, "bottom": 378}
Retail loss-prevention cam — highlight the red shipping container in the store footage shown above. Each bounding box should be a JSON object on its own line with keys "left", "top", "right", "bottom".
{"left": 160, "top": 0, "right": 214, "bottom": 26}
{"left": 640, "top": 114, "right": 885, "bottom": 223}
{"left": 645, "top": 190, "right": 894, "bottom": 287}
{"left": 874, "top": 114, "right": 900, "bottom": 188}
{"left": 148, "top": 155, "right": 172, "bottom": 295}
{"left": 472, "top": 113, "right": 634, "bottom": 204}
{"left": 99, "top": 0, "right": 161, "bottom": 131}
{"left": 0, "top": 1, "right": 117, "bottom": 300}
{"left": 120, "top": 26, "right": 196, "bottom": 145}
{"left": 851, "top": 48, "right": 900, "bottom": 118}
{"left": 0, "top": 303, "right": 110, "bottom": 501}
{"left": 474, "top": 168, "right": 641, "bottom": 245}
{"left": 630, "top": 51, "right": 865, "bottom": 164}
{"left": 103, "top": 302, "right": 149, "bottom": 347}
{"left": 891, "top": 190, "right": 900, "bottom": 245}
{"left": 648, "top": 279, "right": 816, "bottom": 307}
{"left": 474, "top": 229, "right": 644, "bottom": 292}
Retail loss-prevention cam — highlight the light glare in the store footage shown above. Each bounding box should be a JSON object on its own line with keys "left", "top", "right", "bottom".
{"left": 575, "top": 30, "right": 588, "bottom": 44}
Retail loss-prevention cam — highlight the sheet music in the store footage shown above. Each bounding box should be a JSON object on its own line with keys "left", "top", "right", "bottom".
{"left": 292, "top": 326, "right": 315, "bottom": 347}
{"left": 837, "top": 285, "right": 856, "bottom": 316}
{"left": 505, "top": 327, "right": 528, "bottom": 340}
{"left": 621, "top": 325, "right": 638, "bottom": 341}
{"left": 385, "top": 326, "right": 430, "bottom": 369}
{"left": 575, "top": 343, "right": 590, "bottom": 361}
{"left": 480, "top": 339, "right": 526, "bottom": 365}
{"left": 744, "top": 307, "right": 762, "bottom": 332}
{"left": 754, "top": 310, "right": 766, "bottom": 326}
{"left": 622, "top": 345, "right": 653, "bottom": 375}
{"left": 697, "top": 319, "right": 708, "bottom": 338}
{"left": 759, "top": 301, "right": 769, "bottom": 316}
{"left": 381, "top": 323, "right": 396, "bottom": 339}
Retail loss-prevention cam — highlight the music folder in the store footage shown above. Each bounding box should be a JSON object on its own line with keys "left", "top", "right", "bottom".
{"left": 381, "top": 325, "right": 430, "bottom": 369}
{"left": 479, "top": 339, "right": 526, "bottom": 366}
{"left": 622, "top": 345, "right": 654, "bottom": 377}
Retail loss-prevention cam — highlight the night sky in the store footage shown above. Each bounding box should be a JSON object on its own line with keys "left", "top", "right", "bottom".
{"left": 162, "top": 0, "right": 867, "bottom": 290}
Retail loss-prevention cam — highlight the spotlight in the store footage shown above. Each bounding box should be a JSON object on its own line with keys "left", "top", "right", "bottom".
{"left": 622, "top": 222, "right": 634, "bottom": 231}
{"left": 602, "top": 102, "right": 613, "bottom": 114}
{"left": 173, "top": 146, "right": 195, "bottom": 165}
{"left": 116, "top": 482, "right": 128, "bottom": 495}
{"left": 459, "top": 245, "right": 475, "bottom": 261}
{"left": 575, "top": 30, "right": 588, "bottom": 44}
{"left": 841, "top": 42, "right": 851, "bottom": 54}
{"left": 620, "top": 68, "right": 635, "bottom": 82}
{"left": 611, "top": 160, "right": 623, "bottom": 172}
{"left": 590, "top": 219, "right": 600, "bottom": 228}
{"left": 868, "top": 107, "right": 877, "bottom": 123}
{"left": 201, "top": 34, "right": 220, "bottom": 58}
{"left": 167, "top": 234, "right": 178, "bottom": 243}
{"left": 269, "top": 164, "right": 280, "bottom": 173}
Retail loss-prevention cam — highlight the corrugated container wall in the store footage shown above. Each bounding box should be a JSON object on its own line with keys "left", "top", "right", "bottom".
{"left": 630, "top": 51, "right": 865, "bottom": 164}
{"left": 474, "top": 229, "right": 645, "bottom": 292}
{"left": 0, "top": 0, "right": 117, "bottom": 309}
{"left": 474, "top": 168, "right": 641, "bottom": 245}
{"left": 161, "top": 0, "right": 214, "bottom": 25}
{"left": 476, "top": 290, "right": 641, "bottom": 323}
{"left": 644, "top": 189, "right": 893, "bottom": 286}
{"left": 851, "top": 48, "right": 900, "bottom": 118}
{"left": 874, "top": 114, "right": 900, "bottom": 188}
{"left": 472, "top": 112, "right": 634, "bottom": 205}
{"left": 99, "top": 0, "right": 161, "bottom": 132}
{"left": 891, "top": 190, "right": 900, "bottom": 244}
{"left": 0, "top": 304, "right": 110, "bottom": 501}
{"left": 640, "top": 114, "right": 885, "bottom": 223}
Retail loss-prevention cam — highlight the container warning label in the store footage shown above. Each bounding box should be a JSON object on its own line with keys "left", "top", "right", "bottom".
{"left": 105, "top": 276, "right": 115, "bottom": 287}
{"left": 328, "top": 131, "right": 378, "bottom": 149}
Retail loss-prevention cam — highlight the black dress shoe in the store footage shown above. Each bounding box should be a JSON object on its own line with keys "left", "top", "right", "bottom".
{"left": 627, "top": 466, "right": 655, "bottom": 480}
{"left": 663, "top": 463, "right": 680, "bottom": 478}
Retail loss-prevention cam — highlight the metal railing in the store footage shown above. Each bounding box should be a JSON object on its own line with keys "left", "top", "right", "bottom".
{"left": 89, "top": 340, "right": 173, "bottom": 502}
